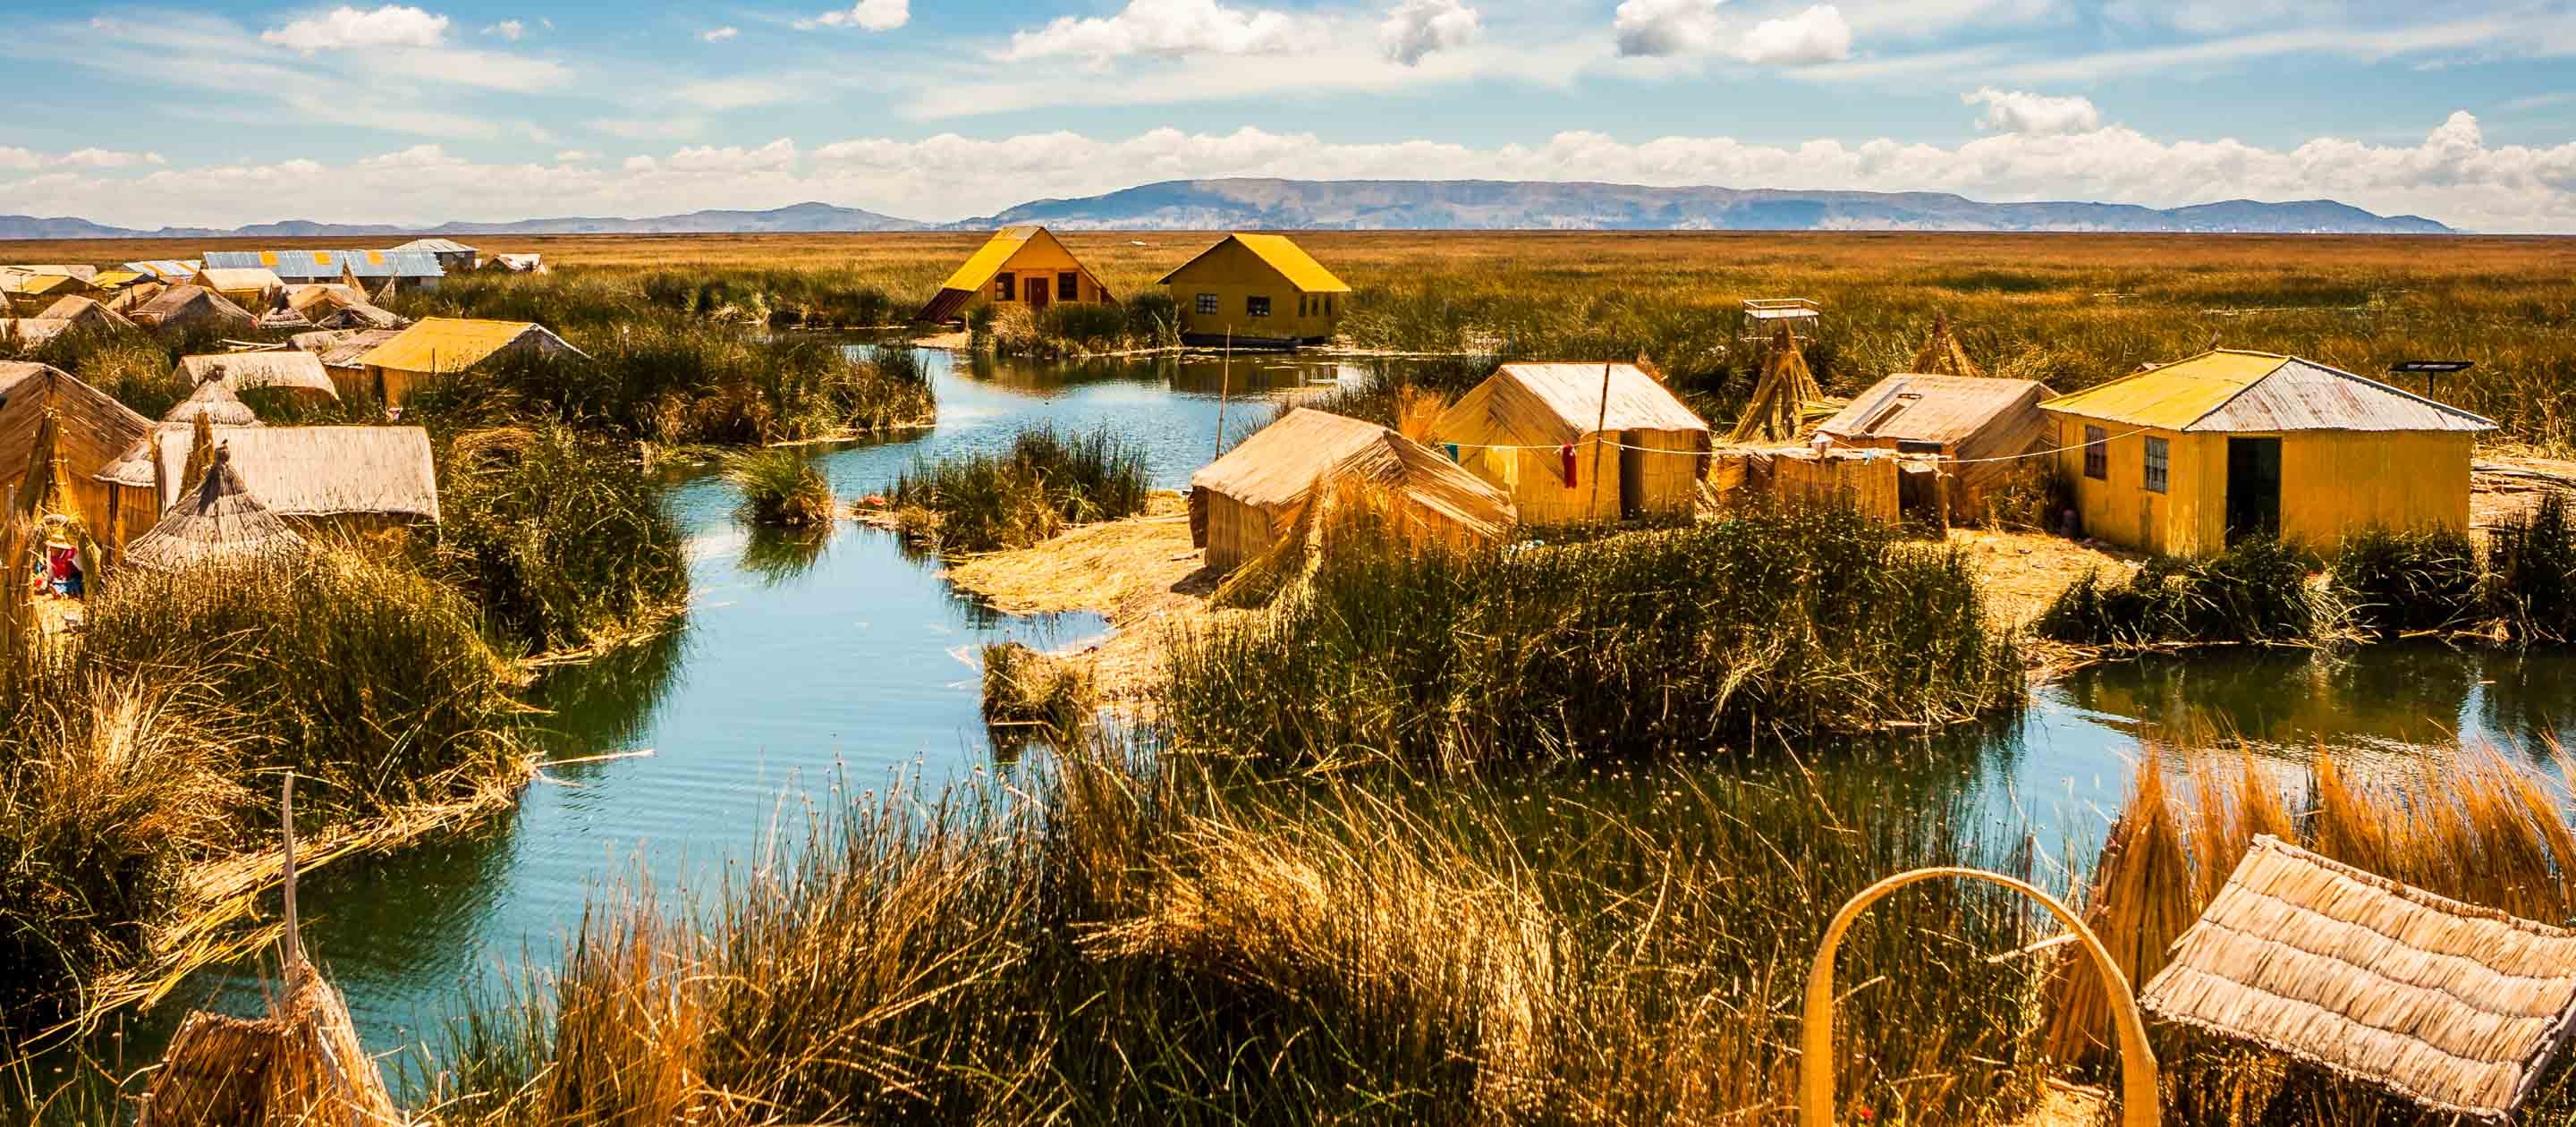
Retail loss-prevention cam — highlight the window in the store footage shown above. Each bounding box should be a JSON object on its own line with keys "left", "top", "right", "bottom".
{"left": 2143, "top": 436, "right": 2169, "bottom": 494}
{"left": 1298, "top": 294, "right": 1309, "bottom": 317}
{"left": 995, "top": 273, "right": 1015, "bottom": 301}
{"left": 1195, "top": 292, "right": 1218, "bottom": 316}
{"left": 1057, "top": 272, "right": 1079, "bottom": 301}
{"left": 2082, "top": 426, "right": 2108, "bottom": 479}
{"left": 1324, "top": 295, "right": 1334, "bottom": 317}
{"left": 1247, "top": 295, "right": 1272, "bottom": 318}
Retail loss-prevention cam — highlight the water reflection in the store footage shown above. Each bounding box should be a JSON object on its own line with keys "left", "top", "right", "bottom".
{"left": 736, "top": 523, "right": 835, "bottom": 588}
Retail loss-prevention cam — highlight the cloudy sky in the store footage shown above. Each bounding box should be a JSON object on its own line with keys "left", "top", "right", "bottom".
{"left": 5, "top": 0, "right": 2575, "bottom": 230}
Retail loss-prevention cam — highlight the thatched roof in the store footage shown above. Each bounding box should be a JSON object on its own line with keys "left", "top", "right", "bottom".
{"left": 153, "top": 426, "right": 440, "bottom": 521}
{"left": 1814, "top": 374, "right": 2055, "bottom": 458}
{"left": 165, "top": 381, "right": 264, "bottom": 428}
{"left": 0, "top": 318, "right": 72, "bottom": 348}
{"left": 292, "top": 328, "right": 403, "bottom": 369}
{"left": 314, "top": 302, "right": 408, "bottom": 330}
{"left": 125, "top": 447, "right": 309, "bottom": 572}
{"left": 255, "top": 309, "right": 315, "bottom": 330}
{"left": 130, "top": 285, "right": 255, "bottom": 334}
{"left": 358, "top": 317, "right": 582, "bottom": 373}
{"left": 38, "top": 295, "right": 137, "bottom": 334}
{"left": 1194, "top": 408, "right": 1514, "bottom": 536}
{"left": 1, "top": 362, "right": 155, "bottom": 499}
{"left": 1431, "top": 362, "right": 1709, "bottom": 450}
{"left": 1729, "top": 326, "right": 1826, "bottom": 445}
{"left": 1909, "top": 311, "right": 1986, "bottom": 378}
{"left": 178, "top": 352, "right": 340, "bottom": 400}
{"left": 2139, "top": 836, "right": 2576, "bottom": 1122}
{"left": 284, "top": 284, "right": 367, "bottom": 316}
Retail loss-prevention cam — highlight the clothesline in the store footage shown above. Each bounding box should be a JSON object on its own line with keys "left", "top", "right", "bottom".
{"left": 1429, "top": 422, "right": 2156, "bottom": 465}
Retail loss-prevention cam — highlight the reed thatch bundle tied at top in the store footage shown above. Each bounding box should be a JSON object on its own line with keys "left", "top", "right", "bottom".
{"left": 124, "top": 446, "right": 310, "bottom": 572}
{"left": 1910, "top": 310, "right": 1986, "bottom": 378}
{"left": 136, "top": 961, "right": 397, "bottom": 1127}
{"left": 2139, "top": 835, "right": 2576, "bottom": 1123}
{"left": 1729, "top": 324, "right": 1825, "bottom": 445}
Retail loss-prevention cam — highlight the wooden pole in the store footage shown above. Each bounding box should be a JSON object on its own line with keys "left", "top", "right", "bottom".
{"left": 280, "top": 773, "right": 302, "bottom": 986}
{"left": 1214, "top": 326, "right": 1233, "bottom": 458}
{"left": 1588, "top": 360, "right": 1614, "bottom": 520}
{"left": 1801, "top": 867, "right": 2158, "bottom": 1127}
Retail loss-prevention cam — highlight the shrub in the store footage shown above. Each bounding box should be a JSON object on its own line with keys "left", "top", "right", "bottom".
{"left": 726, "top": 448, "right": 836, "bottom": 530}
{"left": 890, "top": 427, "right": 1149, "bottom": 553}
{"left": 2329, "top": 527, "right": 2482, "bottom": 636}
{"left": 429, "top": 425, "right": 689, "bottom": 653}
{"left": 2037, "top": 537, "right": 2329, "bottom": 647}
{"left": 2488, "top": 492, "right": 2576, "bottom": 644}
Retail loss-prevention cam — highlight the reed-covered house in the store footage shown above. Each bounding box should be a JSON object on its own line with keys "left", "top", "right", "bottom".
{"left": 354, "top": 317, "right": 585, "bottom": 409}
{"left": 1813, "top": 373, "right": 2055, "bottom": 520}
{"left": 1431, "top": 362, "right": 1711, "bottom": 525}
{"left": 129, "top": 285, "right": 256, "bottom": 335}
{"left": 188, "top": 266, "right": 286, "bottom": 309}
{"left": 0, "top": 362, "right": 155, "bottom": 535}
{"left": 914, "top": 227, "right": 1113, "bottom": 324}
{"left": 1158, "top": 233, "right": 1351, "bottom": 347}
{"left": 1190, "top": 407, "right": 1514, "bottom": 572}
{"left": 2040, "top": 351, "right": 2494, "bottom": 555}
{"left": 148, "top": 425, "right": 441, "bottom": 540}
{"left": 123, "top": 445, "right": 311, "bottom": 572}
{"left": 178, "top": 352, "right": 342, "bottom": 403}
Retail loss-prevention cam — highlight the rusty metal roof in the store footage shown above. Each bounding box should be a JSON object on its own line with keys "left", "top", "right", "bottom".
{"left": 2041, "top": 351, "right": 2496, "bottom": 434}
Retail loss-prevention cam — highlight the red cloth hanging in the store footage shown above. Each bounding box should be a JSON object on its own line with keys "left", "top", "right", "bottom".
{"left": 1560, "top": 443, "right": 1578, "bottom": 487}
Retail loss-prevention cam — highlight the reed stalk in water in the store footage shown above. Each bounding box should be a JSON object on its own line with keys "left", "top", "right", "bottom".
{"left": 889, "top": 426, "right": 1148, "bottom": 554}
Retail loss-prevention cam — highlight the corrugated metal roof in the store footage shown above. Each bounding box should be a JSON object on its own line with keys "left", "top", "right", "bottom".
{"left": 392, "top": 238, "right": 477, "bottom": 254}
{"left": 203, "top": 250, "right": 445, "bottom": 281}
{"left": 1816, "top": 374, "right": 2055, "bottom": 446}
{"left": 1157, "top": 233, "right": 1352, "bottom": 292}
{"left": 123, "top": 260, "right": 201, "bottom": 281}
{"left": 936, "top": 227, "right": 1045, "bottom": 293}
{"left": 2041, "top": 351, "right": 2496, "bottom": 434}
{"left": 356, "top": 317, "right": 584, "bottom": 373}
{"left": 152, "top": 425, "right": 440, "bottom": 521}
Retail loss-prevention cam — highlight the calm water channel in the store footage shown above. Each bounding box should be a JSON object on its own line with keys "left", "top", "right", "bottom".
{"left": 97, "top": 348, "right": 2576, "bottom": 1082}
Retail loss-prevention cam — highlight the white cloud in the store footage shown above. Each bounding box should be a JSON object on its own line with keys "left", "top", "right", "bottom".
{"left": 1614, "top": 0, "right": 1725, "bottom": 57}
{"left": 260, "top": 4, "right": 449, "bottom": 52}
{"left": 485, "top": 18, "right": 524, "bottom": 39}
{"left": 799, "top": 0, "right": 909, "bottom": 31}
{"left": 592, "top": 116, "right": 708, "bottom": 140}
{"left": 702, "top": 25, "right": 741, "bottom": 41}
{"left": 374, "top": 46, "right": 570, "bottom": 91}
{"left": 15, "top": 114, "right": 2576, "bottom": 233}
{"left": 1733, "top": 4, "right": 1849, "bottom": 64}
{"left": 1001, "top": 0, "right": 1316, "bottom": 64}
{"left": 1964, "top": 87, "right": 2101, "bottom": 134}
{"left": 554, "top": 149, "right": 596, "bottom": 162}
{"left": 676, "top": 77, "right": 801, "bottom": 110}
{"left": 1380, "top": 0, "right": 1480, "bottom": 65}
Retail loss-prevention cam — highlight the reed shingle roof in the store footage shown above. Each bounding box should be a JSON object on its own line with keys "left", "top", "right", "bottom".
{"left": 1435, "top": 363, "right": 1709, "bottom": 450}
{"left": 124, "top": 446, "right": 309, "bottom": 571}
{"left": 151, "top": 425, "right": 440, "bottom": 521}
{"left": 178, "top": 352, "right": 339, "bottom": 399}
{"left": 2140, "top": 836, "right": 2576, "bottom": 1122}
{"left": 1, "top": 362, "right": 155, "bottom": 497}
{"left": 1193, "top": 407, "right": 1513, "bottom": 538}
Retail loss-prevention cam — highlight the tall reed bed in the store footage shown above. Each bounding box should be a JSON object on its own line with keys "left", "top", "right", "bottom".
{"left": 724, "top": 448, "right": 835, "bottom": 530}
{"left": 428, "top": 425, "right": 690, "bottom": 653}
{"left": 1165, "top": 504, "right": 2022, "bottom": 767}
{"left": 2038, "top": 538, "right": 2336, "bottom": 648}
{"left": 427, "top": 739, "right": 2055, "bottom": 1125}
{"left": 2053, "top": 749, "right": 2576, "bottom": 1122}
{"left": 889, "top": 426, "right": 1149, "bottom": 553}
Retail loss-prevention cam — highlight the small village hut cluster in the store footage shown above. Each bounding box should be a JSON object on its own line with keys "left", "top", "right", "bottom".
{"left": 1159, "top": 233, "right": 1352, "bottom": 346}
{"left": 1190, "top": 407, "right": 1514, "bottom": 572}
{"left": 1431, "top": 362, "right": 1710, "bottom": 525}
{"left": 2041, "top": 350, "right": 2495, "bottom": 555}
{"left": 913, "top": 227, "right": 1114, "bottom": 324}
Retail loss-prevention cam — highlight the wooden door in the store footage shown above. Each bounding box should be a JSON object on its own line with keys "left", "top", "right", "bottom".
{"left": 1025, "top": 275, "right": 1050, "bottom": 313}
{"left": 1618, "top": 431, "right": 1646, "bottom": 519}
{"left": 2225, "top": 436, "right": 2281, "bottom": 543}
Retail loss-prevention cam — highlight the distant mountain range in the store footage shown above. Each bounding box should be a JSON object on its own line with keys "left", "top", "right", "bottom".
{"left": 0, "top": 179, "right": 2455, "bottom": 241}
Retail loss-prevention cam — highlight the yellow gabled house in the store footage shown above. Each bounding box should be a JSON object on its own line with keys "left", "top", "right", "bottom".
{"left": 2040, "top": 350, "right": 2496, "bottom": 556}
{"left": 914, "top": 226, "right": 1112, "bottom": 324}
{"left": 1159, "top": 233, "right": 1351, "bottom": 347}
{"left": 354, "top": 317, "right": 586, "bottom": 409}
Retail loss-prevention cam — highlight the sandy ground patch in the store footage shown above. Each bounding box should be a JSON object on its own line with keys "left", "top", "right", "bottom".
{"left": 1950, "top": 528, "right": 2136, "bottom": 631}
{"left": 2473, "top": 453, "right": 2576, "bottom": 530}
{"left": 944, "top": 493, "right": 1224, "bottom": 700}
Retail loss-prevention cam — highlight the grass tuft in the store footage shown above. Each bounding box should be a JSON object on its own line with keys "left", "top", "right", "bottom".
{"left": 889, "top": 427, "right": 1148, "bottom": 554}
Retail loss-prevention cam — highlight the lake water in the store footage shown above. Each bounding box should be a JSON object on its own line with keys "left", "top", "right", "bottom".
{"left": 92, "top": 348, "right": 2576, "bottom": 1080}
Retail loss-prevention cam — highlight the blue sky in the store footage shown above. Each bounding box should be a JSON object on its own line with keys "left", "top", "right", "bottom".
{"left": 4, "top": 0, "right": 2574, "bottom": 230}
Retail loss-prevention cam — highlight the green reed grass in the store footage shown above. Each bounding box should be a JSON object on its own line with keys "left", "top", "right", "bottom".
{"left": 424, "top": 736, "right": 2055, "bottom": 1126}
{"left": 428, "top": 425, "right": 690, "bottom": 653}
{"left": 889, "top": 426, "right": 1149, "bottom": 553}
{"left": 2038, "top": 538, "right": 2334, "bottom": 648}
{"left": 2329, "top": 527, "right": 2483, "bottom": 637}
{"left": 2488, "top": 493, "right": 2576, "bottom": 644}
{"left": 1165, "top": 503, "right": 2022, "bottom": 767}
{"left": 724, "top": 448, "right": 835, "bottom": 530}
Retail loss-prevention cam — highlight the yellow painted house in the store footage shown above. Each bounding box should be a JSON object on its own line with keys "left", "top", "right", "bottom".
{"left": 1159, "top": 233, "right": 1351, "bottom": 347}
{"left": 1431, "top": 362, "right": 1711, "bottom": 525}
{"left": 913, "top": 226, "right": 1112, "bottom": 324}
{"left": 354, "top": 317, "right": 586, "bottom": 409}
{"left": 2040, "top": 351, "right": 2496, "bottom": 556}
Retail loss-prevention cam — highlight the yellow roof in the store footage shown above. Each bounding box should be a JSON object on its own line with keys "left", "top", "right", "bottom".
{"left": 936, "top": 227, "right": 1046, "bottom": 293}
{"left": 1159, "top": 233, "right": 1351, "bottom": 293}
{"left": 13, "top": 275, "right": 77, "bottom": 296}
{"left": 89, "top": 270, "right": 146, "bottom": 289}
{"left": 2039, "top": 351, "right": 2291, "bottom": 430}
{"left": 357, "top": 317, "right": 550, "bottom": 373}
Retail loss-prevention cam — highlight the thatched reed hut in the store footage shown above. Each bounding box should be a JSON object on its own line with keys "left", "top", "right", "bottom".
{"left": 1430, "top": 361, "right": 1709, "bottom": 525}
{"left": 1910, "top": 311, "right": 1985, "bottom": 377}
{"left": 292, "top": 328, "right": 404, "bottom": 397}
{"left": 187, "top": 266, "right": 286, "bottom": 309}
{"left": 124, "top": 447, "right": 310, "bottom": 572}
{"left": 151, "top": 425, "right": 441, "bottom": 539}
{"left": 1729, "top": 325, "right": 1826, "bottom": 445}
{"left": 38, "top": 295, "right": 137, "bottom": 335}
{"left": 2140, "top": 836, "right": 2576, "bottom": 1123}
{"left": 354, "top": 317, "right": 584, "bottom": 409}
{"left": 1191, "top": 407, "right": 1514, "bottom": 572}
{"left": 130, "top": 285, "right": 256, "bottom": 335}
{"left": 0, "top": 318, "right": 72, "bottom": 349}
{"left": 178, "top": 352, "right": 341, "bottom": 403}
{"left": 1813, "top": 373, "right": 2055, "bottom": 519}
{"left": 0, "top": 362, "right": 153, "bottom": 530}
